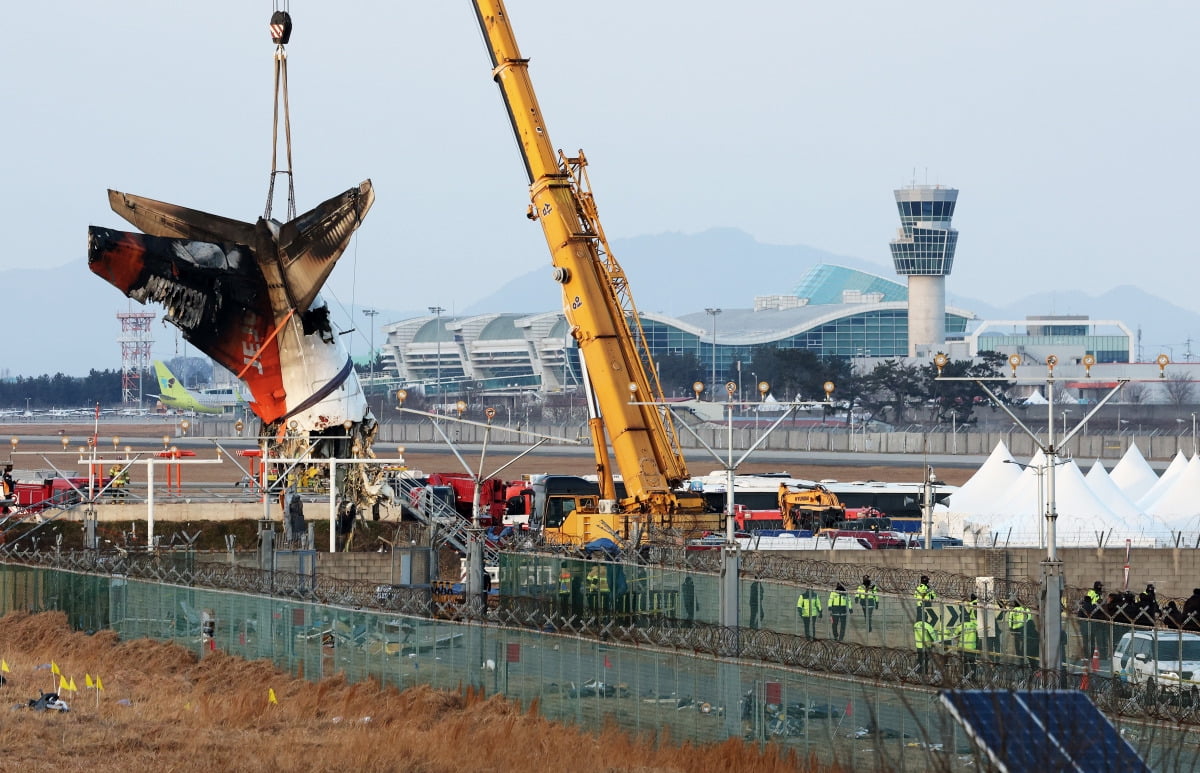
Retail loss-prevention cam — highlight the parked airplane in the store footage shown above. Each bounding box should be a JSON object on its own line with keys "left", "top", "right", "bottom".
{"left": 149, "top": 361, "right": 244, "bottom": 415}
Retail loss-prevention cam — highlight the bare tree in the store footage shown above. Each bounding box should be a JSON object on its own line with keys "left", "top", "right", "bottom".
{"left": 1122, "top": 381, "right": 1147, "bottom": 405}
{"left": 1163, "top": 370, "right": 1195, "bottom": 406}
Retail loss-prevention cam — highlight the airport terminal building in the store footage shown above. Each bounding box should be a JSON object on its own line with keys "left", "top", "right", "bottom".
{"left": 379, "top": 186, "right": 1139, "bottom": 396}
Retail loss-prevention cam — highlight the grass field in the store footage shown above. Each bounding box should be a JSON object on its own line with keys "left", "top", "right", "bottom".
{"left": 0, "top": 611, "right": 834, "bottom": 773}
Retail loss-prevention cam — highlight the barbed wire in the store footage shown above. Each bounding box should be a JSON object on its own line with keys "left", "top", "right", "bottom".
{"left": 3, "top": 547, "right": 1199, "bottom": 726}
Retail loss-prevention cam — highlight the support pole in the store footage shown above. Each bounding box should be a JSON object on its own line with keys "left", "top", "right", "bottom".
{"left": 328, "top": 459, "right": 337, "bottom": 553}
{"left": 719, "top": 544, "right": 742, "bottom": 738}
{"left": 1042, "top": 374, "right": 1063, "bottom": 671}
{"left": 147, "top": 458, "right": 155, "bottom": 550}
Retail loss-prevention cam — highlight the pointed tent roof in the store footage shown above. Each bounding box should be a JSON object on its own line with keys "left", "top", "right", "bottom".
{"left": 967, "top": 453, "right": 1134, "bottom": 546}
{"left": 1137, "top": 450, "right": 1189, "bottom": 512}
{"left": 756, "top": 392, "right": 786, "bottom": 412}
{"left": 1110, "top": 443, "right": 1158, "bottom": 503}
{"left": 1022, "top": 389, "right": 1049, "bottom": 405}
{"left": 1084, "top": 459, "right": 1163, "bottom": 532}
{"left": 946, "top": 441, "right": 1021, "bottom": 515}
{"left": 1147, "top": 455, "right": 1200, "bottom": 530}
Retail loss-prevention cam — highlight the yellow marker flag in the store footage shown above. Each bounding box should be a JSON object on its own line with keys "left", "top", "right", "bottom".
{"left": 58, "top": 674, "right": 68, "bottom": 691}
{"left": 1, "top": 659, "right": 9, "bottom": 673}
{"left": 96, "top": 676, "right": 104, "bottom": 692}
{"left": 85, "top": 674, "right": 94, "bottom": 689}
{"left": 67, "top": 677, "right": 77, "bottom": 692}
{"left": 268, "top": 688, "right": 278, "bottom": 705}
{"left": 51, "top": 661, "right": 61, "bottom": 676}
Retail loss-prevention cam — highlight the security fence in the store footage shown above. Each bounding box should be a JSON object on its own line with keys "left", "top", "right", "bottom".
{"left": 4, "top": 557, "right": 1200, "bottom": 771}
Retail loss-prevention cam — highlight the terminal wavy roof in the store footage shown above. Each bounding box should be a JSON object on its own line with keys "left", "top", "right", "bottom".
{"left": 790, "top": 264, "right": 908, "bottom": 304}
{"left": 670, "top": 264, "right": 973, "bottom": 344}
{"left": 392, "top": 264, "right": 975, "bottom": 349}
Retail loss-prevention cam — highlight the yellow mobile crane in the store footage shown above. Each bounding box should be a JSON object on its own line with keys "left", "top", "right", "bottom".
{"left": 472, "top": 1, "right": 716, "bottom": 544}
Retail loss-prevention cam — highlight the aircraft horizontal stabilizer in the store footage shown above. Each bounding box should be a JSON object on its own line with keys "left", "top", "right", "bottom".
{"left": 108, "top": 190, "right": 257, "bottom": 246}
{"left": 276, "top": 180, "right": 374, "bottom": 313}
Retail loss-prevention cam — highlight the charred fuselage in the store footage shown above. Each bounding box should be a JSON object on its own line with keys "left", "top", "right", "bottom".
{"left": 88, "top": 182, "right": 384, "bottom": 505}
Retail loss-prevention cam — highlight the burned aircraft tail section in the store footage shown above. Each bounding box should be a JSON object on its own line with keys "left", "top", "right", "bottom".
{"left": 106, "top": 181, "right": 373, "bottom": 318}
{"left": 87, "top": 227, "right": 287, "bottom": 422}
{"left": 107, "top": 189, "right": 258, "bottom": 246}
{"left": 276, "top": 180, "right": 374, "bottom": 313}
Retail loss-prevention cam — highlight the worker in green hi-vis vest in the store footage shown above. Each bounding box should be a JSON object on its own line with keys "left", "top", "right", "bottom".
{"left": 797, "top": 589, "right": 822, "bottom": 640}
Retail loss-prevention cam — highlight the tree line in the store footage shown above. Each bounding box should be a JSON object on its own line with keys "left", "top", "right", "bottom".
{"left": 653, "top": 349, "right": 1010, "bottom": 426}
{"left": 0, "top": 370, "right": 127, "bottom": 409}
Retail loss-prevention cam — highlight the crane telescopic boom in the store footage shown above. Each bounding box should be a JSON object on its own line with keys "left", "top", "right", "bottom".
{"left": 472, "top": 1, "right": 712, "bottom": 538}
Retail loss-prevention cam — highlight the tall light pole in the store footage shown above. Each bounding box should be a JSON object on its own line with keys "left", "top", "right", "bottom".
{"left": 923, "top": 466, "right": 937, "bottom": 549}
{"left": 428, "top": 306, "right": 445, "bottom": 402}
{"left": 705, "top": 308, "right": 721, "bottom": 393}
{"left": 363, "top": 307, "right": 379, "bottom": 385}
{"left": 935, "top": 353, "right": 1128, "bottom": 673}
{"left": 1193, "top": 412, "right": 1197, "bottom": 456}
{"left": 736, "top": 360, "right": 743, "bottom": 415}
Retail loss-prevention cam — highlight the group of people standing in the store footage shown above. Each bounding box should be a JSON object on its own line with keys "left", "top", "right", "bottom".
{"left": 1077, "top": 581, "right": 1200, "bottom": 660}
{"left": 795, "top": 575, "right": 879, "bottom": 641}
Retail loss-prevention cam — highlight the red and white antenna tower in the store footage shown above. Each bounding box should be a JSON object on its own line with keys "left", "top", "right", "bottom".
{"left": 117, "top": 311, "right": 155, "bottom": 406}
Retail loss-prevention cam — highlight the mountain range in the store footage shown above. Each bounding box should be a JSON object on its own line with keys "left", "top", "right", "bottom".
{"left": 4, "top": 228, "right": 1194, "bottom": 378}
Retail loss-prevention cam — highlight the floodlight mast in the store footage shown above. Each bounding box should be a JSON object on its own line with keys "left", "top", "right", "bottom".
{"left": 936, "top": 358, "right": 1127, "bottom": 673}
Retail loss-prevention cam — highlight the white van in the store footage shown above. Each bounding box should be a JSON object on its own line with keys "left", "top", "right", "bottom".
{"left": 1113, "top": 630, "right": 1200, "bottom": 685}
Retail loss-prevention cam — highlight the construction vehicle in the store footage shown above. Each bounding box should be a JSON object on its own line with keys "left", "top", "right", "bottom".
{"left": 472, "top": 1, "right": 715, "bottom": 544}
{"left": 418, "top": 472, "right": 509, "bottom": 527}
{"left": 777, "top": 482, "right": 846, "bottom": 533}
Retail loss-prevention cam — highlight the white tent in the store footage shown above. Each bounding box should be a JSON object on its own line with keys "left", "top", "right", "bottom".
{"left": 1137, "top": 450, "right": 1189, "bottom": 512}
{"left": 1147, "top": 455, "right": 1200, "bottom": 531}
{"left": 965, "top": 452, "right": 1137, "bottom": 547}
{"left": 1022, "top": 389, "right": 1049, "bottom": 405}
{"left": 1084, "top": 459, "right": 1164, "bottom": 534}
{"left": 940, "top": 441, "right": 1021, "bottom": 538}
{"left": 945, "top": 441, "right": 1021, "bottom": 514}
{"left": 1109, "top": 444, "right": 1159, "bottom": 503}
{"left": 756, "top": 393, "right": 786, "bottom": 412}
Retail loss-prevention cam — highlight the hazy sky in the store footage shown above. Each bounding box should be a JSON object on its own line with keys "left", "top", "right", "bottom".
{"left": 2, "top": 2, "right": 1198, "bottom": 323}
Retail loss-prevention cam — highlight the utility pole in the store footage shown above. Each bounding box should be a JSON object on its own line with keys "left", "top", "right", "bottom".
{"left": 363, "top": 308, "right": 379, "bottom": 413}
{"left": 935, "top": 353, "right": 1127, "bottom": 673}
{"left": 428, "top": 306, "right": 445, "bottom": 404}
{"left": 705, "top": 308, "right": 721, "bottom": 392}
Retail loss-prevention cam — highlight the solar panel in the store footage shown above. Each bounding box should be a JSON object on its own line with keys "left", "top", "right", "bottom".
{"left": 1021, "top": 692, "right": 1148, "bottom": 772}
{"left": 941, "top": 690, "right": 1150, "bottom": 773}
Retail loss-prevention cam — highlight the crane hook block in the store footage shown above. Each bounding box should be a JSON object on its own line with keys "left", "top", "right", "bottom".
{"left": 269, "top": 11, "right": 293, "bottom": 45}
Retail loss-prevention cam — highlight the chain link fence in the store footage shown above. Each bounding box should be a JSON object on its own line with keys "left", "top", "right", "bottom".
{"left": 2, "top": 548, "right": 1200, "bottom": 769}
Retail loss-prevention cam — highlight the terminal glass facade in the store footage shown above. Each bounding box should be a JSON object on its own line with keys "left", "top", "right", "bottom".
{"left": 977, "top": 334, "right": 1130, "bottom": 364}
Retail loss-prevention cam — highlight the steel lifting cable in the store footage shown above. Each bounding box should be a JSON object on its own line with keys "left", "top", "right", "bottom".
{"left": 265, "top": 6, "right": 296, "bottom": 222}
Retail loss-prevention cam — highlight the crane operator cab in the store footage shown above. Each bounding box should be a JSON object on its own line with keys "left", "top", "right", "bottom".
{"left": 526, "top": 475, "right": 631, "bottom": 544}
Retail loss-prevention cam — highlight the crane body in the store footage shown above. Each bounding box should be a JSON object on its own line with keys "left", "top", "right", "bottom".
{"left": 472, "top": 1, "right": 715, "bottom": 543}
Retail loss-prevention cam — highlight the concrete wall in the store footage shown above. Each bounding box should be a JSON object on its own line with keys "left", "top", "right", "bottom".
{"left": 91, "top": 502, "right": 266, "bottom": 522}
{"left": 189, "top": 419, "right": 1193, "bottom": 465}
{"left": 193, "top": 545, "right": 1200, "bottom": 602}
{"left": 199, "top": 551, "right": 410, "bottom": 586}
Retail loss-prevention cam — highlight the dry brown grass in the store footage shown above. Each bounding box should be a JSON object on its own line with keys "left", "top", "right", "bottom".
{"left": 0, "top": 611, "right": 836, "bottom": 773}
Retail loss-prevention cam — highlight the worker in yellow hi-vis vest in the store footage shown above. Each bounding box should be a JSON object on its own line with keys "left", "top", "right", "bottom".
{"left": 855, "top": 575, "right": 879, "bottom": 633}
{"left": 1007, "top": 597, "right": 1038, "bottom": 667}
{"left": 914, "top": 575, "right": 938, "bottom": 626}
{"left": 914, "top": 612, "right": 937, "bottom": 675}
{"left": 954, "top": 606, "right": 980, "bottom": 678}
{"left": 828, "top": 584, "right": 850, "bottom": 641}
{"left": 796, "top": 589, "right": 822, "bottom": 640}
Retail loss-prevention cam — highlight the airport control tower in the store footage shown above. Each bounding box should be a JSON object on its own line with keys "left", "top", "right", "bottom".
{"left": 889, "top": 185, "right": 959, "bottom": 357}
